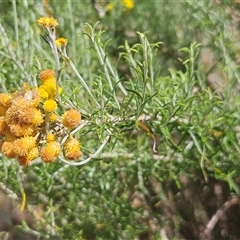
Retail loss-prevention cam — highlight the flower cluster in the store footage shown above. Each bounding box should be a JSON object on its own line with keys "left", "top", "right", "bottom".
{"left": 0, "top": 70, "right": 82, "bottom": 166}
{"left": 38, "top": 69, "right": 60, "bottom": 112}
{"left": 38, "top": 17, "right": 58, "bottom": 29}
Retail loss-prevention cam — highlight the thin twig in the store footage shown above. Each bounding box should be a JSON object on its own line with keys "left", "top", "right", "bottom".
{"left": 203, "top": 197, "right": 239, "bottom": 239}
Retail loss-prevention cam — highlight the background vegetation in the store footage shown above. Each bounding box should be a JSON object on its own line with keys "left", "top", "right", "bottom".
{"left": 0, "top": 1, "right": 240, "bottom": 239}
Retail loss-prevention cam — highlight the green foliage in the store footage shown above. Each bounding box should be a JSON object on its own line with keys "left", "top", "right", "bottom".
{"left": 0, "top": 1, "right": 240, "bottom": 239}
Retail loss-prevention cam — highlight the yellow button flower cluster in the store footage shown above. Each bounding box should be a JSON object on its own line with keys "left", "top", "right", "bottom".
{"left": 0, "top": 69, "right": 82, "bottom": 166}
{"left": 37, "top": 17, "right": 58, "bottom": 29}
{"left": 38, "top": 69, "right": 62, "bottom": 104}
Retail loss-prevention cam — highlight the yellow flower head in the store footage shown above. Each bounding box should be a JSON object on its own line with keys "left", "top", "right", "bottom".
{"left": 64, "top": 137, "right": 80, "bottom": 152}
{"left": 43, "top": 99, "right": 57, "bottom": 112}
{"left": 38, "top": 70, "right": 62, "bottom": 99}
{"left": 39, "top": 79, "right": 59, "bottom": 99}
{"left": 66, "top": 150, "right": 82, "bottom": 160}
{"left": 27, "top": 147, "right": 39, "bottom": 161}
{"left": 64, "top": 137, "right": 82, "bottom": 160}
{"left": 13, "top": 136, "right": 36, "bottom": 157}
{"left": 56, "top": 38, "right": 68, "bottom": 47}
{"left": 38, "top": 85, "right": 49, "bottom": 99}
{"left": 62, "top": 109, "right": 81, "bottom": 129}
{"left": 31, "top": 108, "right": 44, "bottom": 126}
{"left": 0, "top": 93, "right": 12, "bottom": 108}
{"left": 40, "top": 150, "right": 55, "bottom": 163}
{"left": 40, "top": 141, "right": 61, "bottom": 163}
{"left": 17, "top": 147, "right": 39, "bottom": 166}
{"left": 16, "top": 107, "right": 43, "bottom": 126}
{"left": 1, "top": 141, "right": 15, "bottom": 158}
{"left": 49, "top": 113, "right": 58, "bottom": 122}
{"left": 39, "top": 69, "right": 55, "bottom": 82}
{"left": 122, "top": 0, "right": 134, "bottom": 9}
{"left": 43, "top": 79, "right": 57, "bottom": 96}
{"left": 38, "top": 17, "right": 58, "bottom": 29}
{"left": 6, "top": 96, "right": 35, "bottom": 125}
{"left": 46, "top": 133, "right": 55, "bottom": 142}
